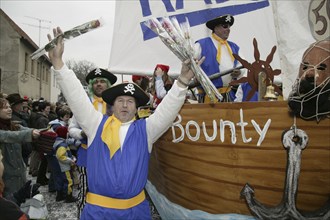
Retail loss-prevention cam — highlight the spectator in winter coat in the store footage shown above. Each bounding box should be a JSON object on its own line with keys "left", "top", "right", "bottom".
{"left": 34, "top": 101, "right": 51, "bottom": 186}
{"left": 6, "top": 94, "right": 33, "bottom": 166}
{"left": 0, "top": 148, "right": 41, "bottom": 220}
{"left": 0, "top": 98, "right": 40, "bottom": 197}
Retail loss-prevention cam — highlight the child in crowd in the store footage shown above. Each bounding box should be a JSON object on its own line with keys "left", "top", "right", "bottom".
{"left": 47, "top": 107, "right": 72, "bottom": 193}
{"left": 53, "top": 126, "right": 77, "bottom": 203}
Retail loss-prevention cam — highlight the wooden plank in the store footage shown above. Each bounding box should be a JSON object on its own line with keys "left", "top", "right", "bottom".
{"left": 149, "top": 101, "right": 330, "bottom": 215}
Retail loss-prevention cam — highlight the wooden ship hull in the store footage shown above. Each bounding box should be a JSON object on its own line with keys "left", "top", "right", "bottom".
{"left": 148, "top": 101, "right": 330, "bottom": 217}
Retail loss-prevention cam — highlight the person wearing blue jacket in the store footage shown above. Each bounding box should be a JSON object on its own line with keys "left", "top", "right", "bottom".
{"left": 53, "top": 126, "right": 77, "bottom": 203}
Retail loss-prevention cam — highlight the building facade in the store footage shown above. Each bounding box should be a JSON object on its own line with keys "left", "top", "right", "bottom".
{"left": 0, "top": 9, "right": 60, "bottom": 102}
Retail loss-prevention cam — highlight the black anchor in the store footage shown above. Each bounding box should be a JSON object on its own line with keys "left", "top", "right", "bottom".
{"left": 241, "top": 127, "right": 330, "bottom": 220}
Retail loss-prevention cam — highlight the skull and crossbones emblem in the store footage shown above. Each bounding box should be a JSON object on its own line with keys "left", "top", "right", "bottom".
{"left": 94, "top": 68, "right": 102, "bottom": 76}
{"left": 124, "top": 84, "right": 135, "bottom": 95}
{"left": 225, "top": 15, "right": 232, "bottom": 23}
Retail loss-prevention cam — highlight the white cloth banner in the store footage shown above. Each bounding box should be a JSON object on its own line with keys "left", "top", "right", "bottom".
{"left": 109, "top": 0, "right": 327, "bottom": 99}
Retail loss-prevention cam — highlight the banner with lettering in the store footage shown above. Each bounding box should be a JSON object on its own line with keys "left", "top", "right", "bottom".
{"left": 109, "top": 0, "right": 327, "bottom": 99}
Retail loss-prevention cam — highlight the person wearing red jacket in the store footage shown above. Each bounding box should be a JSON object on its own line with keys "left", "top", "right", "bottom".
{"left": 150, "top": 64, "right": 173, "bottom": 108}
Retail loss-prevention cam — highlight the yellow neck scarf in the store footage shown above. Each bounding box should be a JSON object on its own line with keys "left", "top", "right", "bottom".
{"left": 101, "top": 115, "right": 122, "bottom": 159}
{"left": 212, "top": 33, "right": 235, "bottom": 63}
{"left": 93, "top": 96, "right": 106, "bottom": 114}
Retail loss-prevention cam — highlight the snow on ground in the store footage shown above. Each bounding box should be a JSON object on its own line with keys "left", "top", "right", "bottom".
{"left": 27, "top": 169, "right": 161, "bottom": 220}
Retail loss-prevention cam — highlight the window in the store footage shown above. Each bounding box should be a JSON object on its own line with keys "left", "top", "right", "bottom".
{"left": 42, "top": 66, "right": 45, "bottom": 81}
{"left": 37, "top": 62, "right": 41, "bottom": 80}
{"left": 45, "top": 68, "right": 49, "bottom": 83}
{"left": 31, "top": 60, "right": 35, "bottom": 76}
{"left": 24, "top": 53, "right": 29, "bottom": 73}
{"left": 53, "top": 73, "right": 56, "bottom": 87}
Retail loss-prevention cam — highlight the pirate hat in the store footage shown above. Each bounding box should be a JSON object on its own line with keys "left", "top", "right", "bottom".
{"left": 85, "top": 68, "right": 117, "bottom": 85}
{"left": 102, "top": 82, "right": 149, "bottom": 107}
{"left": 155, "top": 64, "right": 170, "bottom": 73}
{"left": 132, "top": 75, "right": 143, "bottom": 82}
{"left": 206, "top": 14, "right": 234, "bottom": 31}
{"left": 6, "top": 93, "right": 25, "bottom": 106}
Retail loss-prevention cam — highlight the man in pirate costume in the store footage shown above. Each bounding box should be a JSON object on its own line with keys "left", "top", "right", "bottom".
{"left": 48, "top": 26, "right": 202, "bottom": 220}
{"left": 194, "top": 14, "right": 245, "bottom": 102}
{"left": 68, "top": 67, "right": 117, "bottom": 216}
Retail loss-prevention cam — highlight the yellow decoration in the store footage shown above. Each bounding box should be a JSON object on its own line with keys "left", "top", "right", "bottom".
{"left": 93, "top": 96, "right": 106, "bottom": 114}
{"left": 101, "top": 115, "right": 122, "bottom": 159}
{"left": 86, "top": 190, "right": 145, "bottom": 209}
{"left": 212, "top": 33, "right": 235, "bottom": 63}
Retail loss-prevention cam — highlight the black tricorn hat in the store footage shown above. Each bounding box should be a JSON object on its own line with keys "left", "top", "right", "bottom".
{"left": 85, "top": 68, "right": 117, "bottom": 85}
{"left": 206, "top": 14, "right": 234, "bottom": 30}
{"left": 102, "top": 82, "right": 149, "bottom": 107}
{"left": 6, "top": 93, "right": 25, "bottom": 106}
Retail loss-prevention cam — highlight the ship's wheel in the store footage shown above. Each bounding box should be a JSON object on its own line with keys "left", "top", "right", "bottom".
{"left": 230, "top": 38, "right": 282, "bottom": 101}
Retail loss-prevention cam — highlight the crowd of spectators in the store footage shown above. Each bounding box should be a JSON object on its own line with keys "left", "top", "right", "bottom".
{"left": 0, "top": 92, "right": 79, "bottom": 206}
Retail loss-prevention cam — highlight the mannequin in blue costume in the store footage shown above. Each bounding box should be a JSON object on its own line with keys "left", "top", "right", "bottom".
{"left": 194, "top": 14, "right": 246, "bottom": 102}
{"left": 47, "top": 26, "right": 203, "bottom": 220}
{"left": 68, "top": 67, "right": 117, "bottom": 217}
{"left": 234, "top": 82, "right": 258, "bottom": 102}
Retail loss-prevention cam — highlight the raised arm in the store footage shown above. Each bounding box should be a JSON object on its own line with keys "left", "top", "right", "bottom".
{"left": 146, "top": 58, "right": 204, "bottom": 151}
{"left": 47, "top": 27, "right": 102, "bottom": 144}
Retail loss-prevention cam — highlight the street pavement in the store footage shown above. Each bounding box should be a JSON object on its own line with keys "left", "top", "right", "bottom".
{"left": 27, "top": 170, "right": 161, "bottom": 219}
{"left": 27, "top": 171, "right": 79, "bottom": 219}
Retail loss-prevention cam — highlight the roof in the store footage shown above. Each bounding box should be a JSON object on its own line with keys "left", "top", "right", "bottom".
{"left": 0, "top": 8, "right": 51, "bottom": 63}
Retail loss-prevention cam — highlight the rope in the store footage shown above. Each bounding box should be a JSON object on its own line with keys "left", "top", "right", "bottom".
{"left": 288, "top": 41, "right": 330, "bottom": 122}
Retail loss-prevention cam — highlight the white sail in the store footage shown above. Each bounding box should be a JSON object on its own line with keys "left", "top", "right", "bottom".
{"left": 109, "top": 0, "right": 326, "bottom": 99}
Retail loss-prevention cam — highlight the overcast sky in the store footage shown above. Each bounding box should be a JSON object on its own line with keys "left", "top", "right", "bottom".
{"left": 1, "top": 1, "right": 116, "bottom": 70}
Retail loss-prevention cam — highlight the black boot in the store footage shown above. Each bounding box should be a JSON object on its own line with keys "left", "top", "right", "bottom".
{"left": 36, "top": 157, "right": 48, "bottom": 185}
{"left": 65, "top": 193, "right": 77, "bottom": 203}
{"left": 56, "top": 191, "right": 66, "bottom": 202}
{"left": 36, "top": 177, "right": 48, "bottom": 186}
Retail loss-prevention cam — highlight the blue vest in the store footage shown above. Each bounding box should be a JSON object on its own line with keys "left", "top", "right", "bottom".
{"left": 81, "top": 115, "right": 151, "bottom": 220}
{"left": 76, "top": 96, "right": 95, "bottom": 168}
{"left": 241, "top": 83, "right": 258, "bottom": 101}
{"left": 76, "top": 138, "right": 87, "bottom": 167}
{"left": 197, "top": 37, "right": 240, "bottom": 88}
